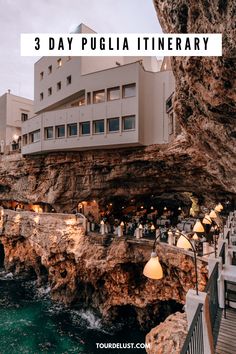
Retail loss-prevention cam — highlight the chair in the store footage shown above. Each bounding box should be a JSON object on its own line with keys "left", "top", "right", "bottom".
{"left": 224, "top": 280, "right": 236, "bottom": 318}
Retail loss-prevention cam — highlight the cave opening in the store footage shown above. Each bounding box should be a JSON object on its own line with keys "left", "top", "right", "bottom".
{"left": 0, "top": 243, "right": 4, "bottom": 268}
{"left": 99, "top": 192, "right": 194, "bottom": 225}
{"left": 39, "top": 264, "right": 48, "bottom": 283}
{"left": 108, "top": 300, "right": 183, "bottom": 331}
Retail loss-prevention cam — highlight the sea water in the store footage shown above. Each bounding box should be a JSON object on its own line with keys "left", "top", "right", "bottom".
{"left": 0, "top": 270, "right": 146, "bottom": 354}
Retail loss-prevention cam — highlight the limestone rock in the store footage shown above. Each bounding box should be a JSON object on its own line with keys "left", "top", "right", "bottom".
{"left": 146, "top": 312, "right": 188, "bottom": 354}
{"left": 0, "top": 208, "right": 207, "bottom": 327}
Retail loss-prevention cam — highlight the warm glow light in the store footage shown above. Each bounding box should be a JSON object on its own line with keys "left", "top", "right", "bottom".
{"left": 13, "top": 134, "right": 19, "bottom": 141}
{"left": 139, "top": 224, "right": 143, "bottom": 229}
{"left": 109, "top": 203, "right": 112, "bottom": 206}
{"left": 143, "top": 252, "right": 163, "bottom": 280}
{"left": 177, "top": 235, "right": 192, "bottom": 250}
{"left": 215, "top": 203, "right": 223, "bottom": 212}
{"left": 164, "top": 206, "right": 167, "bottom": 210}
{"left": 151, "top": 206, "right": 154, "bottom": 210}
{"left": 34, "top": 215, "right": 40, "bottom": 224}
{"left": 193, "top": 219, "right": 205, "bottom": 233}
{"left": 14, "top": 214, "right": 21, "bottom": 223}
{"left": 178, "top": 207, "right": 182, "bottom": 210}
{"left": 151, "top": 224, "right": 155, "bottom": 230}
{"left": 209, "top": 210, "right": 217, "bottom": 219}
{"left": 120, "top": 221, "right": 124, "bottom": 226}
{"left": 100, "top": 220, "right": 105, "bottom": 225}
{"left": 202, "top": 214, "right": 212, "bottom": 225}
{"left": 192, "top": 233, "right": 199, "bottom": 240}
{"left": 141, "top": 206, "right": 144, "bottom": 209}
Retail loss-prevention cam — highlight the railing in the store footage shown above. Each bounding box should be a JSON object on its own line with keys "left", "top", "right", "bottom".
{"left": 180, "top": 303, "right": 204, "bottom": 354}
{"left": 204, "top": 262, "right": 219, "bottom": 344}
{"left": 226, "top": 230, "right": 230, "bottom": 242}
{"left": 219, "top": 242, "right": 226, "bottom": 265}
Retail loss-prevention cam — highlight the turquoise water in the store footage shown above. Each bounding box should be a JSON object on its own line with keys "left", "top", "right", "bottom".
{"left": 0, "top": 272, "right": 146, "bottom": 354}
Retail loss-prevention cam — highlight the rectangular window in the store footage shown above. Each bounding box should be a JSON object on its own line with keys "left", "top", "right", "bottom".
{"left": 93, "top": 90, "right": 105, "bottom": 104}
{"left": 48, "top": 87, "right": 52, "bottom": 96}
{"left": 56, "top": 125, "right": 65, "bottom": 138}
{"left": 57, "top": 81, "right": 61, "bottom": 91}
{"left": 78, "top": 97, "right": 85, "bottom": 106}
{"left": 21, "top": 113, "right": 28, "bottom": 122}
{"left": 30, "top": 130, "right": 40, "bottom": 143}
{"left": 23, "top": 134, "right": 28, "bottom": 146}
{"left": 93, "top": 120, "right": 104, "bottom": 134}
{"left": 44, "top": 127, "right": 53, "bottom": 140}
{"left": 68, "top": 123, "right": 77, "bottom": 137}
{"left": 66, "top": 75, "right": 72, "bottom": 85}
{"left": 122, "top": 115, "right": 135, "bottom": 131}
{"left": 108, "top": 117, "right": 119, "bottom": 132}
{"left": 166, "top": 94, "right": 173, "bottom": 113}
{"left": 107, "top": 87, "right": 120, "bottom": 101}
{"left": 80, "top": 121, "right": 90, "bottom": 135}
{"left": 40, "top": 72, "right": 44, "bottom": 80}
{"left": 48, "top": 65, "right": 52, "bottom": 74}
{"left": 168, "top": 112, "right": 174, "bottom": 135}
{"left": 71, "top": 96, "right": 85, "bottom": 107}
{"left": 87, "top": 92, "right": 91, "bottom": 105}
{"left": 40, "top": 92, "right": 44, "bottom": 101}
{"left": 57, "top": 58, "right": 62, "bottom": 68}
{"left": 122, "top": 83, "right": 136, "bottom": 98}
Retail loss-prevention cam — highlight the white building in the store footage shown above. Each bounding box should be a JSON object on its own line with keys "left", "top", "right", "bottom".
{"left": 21, "top": 24, "right": 175, "bottom": 155}
{"left": 0, "top": 91, "right": 33, "bottom": 154}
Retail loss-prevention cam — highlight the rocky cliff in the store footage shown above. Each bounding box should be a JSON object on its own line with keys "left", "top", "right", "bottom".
{"left": 153, "top": 0, "right": 236, "bottom": 198}
{"left": 0, "top": 208, "right": 207, "bottom": 328}
{"left": 146, "top": 312, "right": 188, "bottom": 354}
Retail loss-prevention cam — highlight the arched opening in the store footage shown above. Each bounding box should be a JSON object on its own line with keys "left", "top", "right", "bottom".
{"left": 0, "top": 243, "right": 5, "bottom": 268}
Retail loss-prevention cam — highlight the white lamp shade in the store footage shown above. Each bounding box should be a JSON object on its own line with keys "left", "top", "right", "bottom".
{"left": 143, "top": 252, "right": 163, "bottom": 280}
{"left": 151, "top": 225, "right": 155, "bottom": 230}
{"left": 202, "top": 214, "right": 212, "bottom": 225}
{"left": 214, "top": 205, "right": 221, "bottom": 212}
{"left": 139, "top": 224, "right": 143, "bottom": 229}
{"left": 176, "top": 235, "right": 192, "bottom": 250}
{"left": 193, "top": 220, "right": 205, "bottom": 233}
{"left": 100, "top": 220, "right": 105, "bottom": 225}
{"left": 209, "top": 210, "right": 217, "bottom": 219}
{"left": 120, "top": 221, "right": 124, "bottom": 226}
{"left": 215, "top": 203, "right": 223, "bottom": 212}
{"left": 192, "top": 233, "right": 199, "bottom": 240}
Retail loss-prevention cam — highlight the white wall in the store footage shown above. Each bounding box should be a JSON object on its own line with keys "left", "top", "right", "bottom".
{"left": 0, "top": 93, "right": 33, "bottom": 152}
{"left": 139, "top": 68, "right": 175, "bottom": 145}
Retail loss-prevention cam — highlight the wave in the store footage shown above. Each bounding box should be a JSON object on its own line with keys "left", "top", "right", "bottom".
{"left": 0, "top": 270, "right": 13, "bottom": 280}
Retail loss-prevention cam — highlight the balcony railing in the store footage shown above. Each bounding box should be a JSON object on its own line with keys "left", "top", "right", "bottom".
{"left": 219, "top": 242, "right": 226, "bottom": 265}
{"left": 180, "top": 303, "right": 204, "bottom": 354}
{"left": 204, "top": 262, "right": 219, "bottom": 346}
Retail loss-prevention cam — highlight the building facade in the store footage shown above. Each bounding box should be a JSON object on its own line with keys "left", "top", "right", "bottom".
{"left": 0, "top": 91, "right": 33, "bottom": 154}
{"left": 21, "top": 24, "right": 175, "bottom": 155}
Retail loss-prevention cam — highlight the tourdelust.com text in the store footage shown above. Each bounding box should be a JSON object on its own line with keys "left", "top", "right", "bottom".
{"left": 96, "top": 342, "right": 151, "bottom": 350}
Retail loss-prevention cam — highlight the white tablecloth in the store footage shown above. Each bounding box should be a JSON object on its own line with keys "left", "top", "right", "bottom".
{"left": 219, "top": 265, "right": 236, "bottom": 308}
